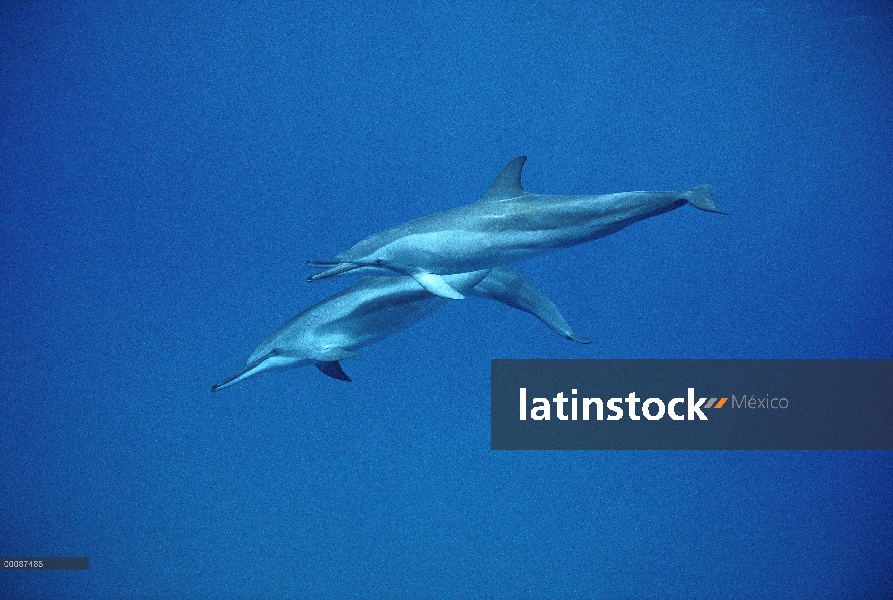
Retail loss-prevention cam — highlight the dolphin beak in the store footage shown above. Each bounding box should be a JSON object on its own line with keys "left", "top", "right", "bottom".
{"left": 211, "top": 363, "right": 262, "bottom": 392}
{"left": 306, "top": 261, "right": 362, "bottom": 281}
{"left": 211, "top": 365, "right": 255, "bottom": 392}
{"left": 211, "top": 350, "right": 282, "bottom": 392}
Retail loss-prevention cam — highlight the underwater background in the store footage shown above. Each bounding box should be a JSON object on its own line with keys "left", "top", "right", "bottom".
{"left": 2, "top": 1, "right": 891, "bottom": 598}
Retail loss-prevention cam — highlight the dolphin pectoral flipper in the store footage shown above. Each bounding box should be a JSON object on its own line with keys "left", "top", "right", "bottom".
{"left": 315, "top": 361, "right": 352, "bottom": 382}
{"left": 413, "top": 272, "right": 465, "bottom": 300}
{"left": 469, "top": 266, "right": 590, "bottom": 344}
{"left": 685, "top": 185, "right": 728, "bottom": 215}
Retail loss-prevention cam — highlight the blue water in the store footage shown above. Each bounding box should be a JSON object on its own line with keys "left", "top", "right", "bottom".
{"left": 2, "top": 1, "right": 891, "bottom": 598}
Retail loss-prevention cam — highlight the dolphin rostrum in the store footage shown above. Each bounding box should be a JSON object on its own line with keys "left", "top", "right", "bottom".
{"left": 211, "top": 267, "right": 588, "bottom": 391}
{"left": 307, "top": 156, "right": 727, "bottom": 299}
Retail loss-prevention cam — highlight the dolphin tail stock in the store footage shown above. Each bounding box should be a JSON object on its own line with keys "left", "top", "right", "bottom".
{"left": 685, "top": 185, "right": 728, "bottom": 215}
{"left": 468, "top": 266, "right": 590, "bottom": 344}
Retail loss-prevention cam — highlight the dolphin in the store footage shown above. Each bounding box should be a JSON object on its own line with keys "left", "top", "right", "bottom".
{"left": 211, "top": 266, "right": 588, "bottom": 391}
{"left": 307, "top": 156, "right": 727, "bottom": 299}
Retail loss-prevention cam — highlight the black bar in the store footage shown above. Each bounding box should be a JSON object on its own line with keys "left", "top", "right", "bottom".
{"left": 1, "top": 557, "right": 89, "bottom": 570}
{"left": 492, "top": 359, "right": 893, "bottom": 450}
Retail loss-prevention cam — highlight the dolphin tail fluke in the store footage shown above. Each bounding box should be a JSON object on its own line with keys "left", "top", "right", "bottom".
{"left": 413, "top": 272, "right": 465, "bottom": 299}
{"left": 469, "top": 266, "right": 590, "bottom": 343}
{"left": 685, "top": 185, "right": 728, "bottom": 215}
{"left": 315, "top": 361, "right": 352, "bottom": 382}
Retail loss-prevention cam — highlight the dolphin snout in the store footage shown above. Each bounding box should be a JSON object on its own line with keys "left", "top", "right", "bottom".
{"left": 306, "top": 261, "right": 362, "bottom": 281}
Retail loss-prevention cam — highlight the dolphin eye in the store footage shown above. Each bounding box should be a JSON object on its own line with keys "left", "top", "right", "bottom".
{"left": 271, "top": 348, "right": 281, "bottom": 356}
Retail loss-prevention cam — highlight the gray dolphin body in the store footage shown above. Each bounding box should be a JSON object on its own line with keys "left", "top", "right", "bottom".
{"left": 308, "top": 156, "right": 727, "bottom": 299}
{"left": 211, "top": 267, "right": 587, "bottom": 391}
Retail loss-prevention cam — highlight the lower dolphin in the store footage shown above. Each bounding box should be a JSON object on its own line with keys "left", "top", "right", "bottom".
{"left": 212, "top": 267, "right": 588, "bottom": 391}
{"left": 307, "top": 156, "right": 726, "bottom": 299}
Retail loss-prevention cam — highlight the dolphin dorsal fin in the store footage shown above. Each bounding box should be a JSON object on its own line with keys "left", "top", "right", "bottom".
{"left": 480, "top": 156, "right": 527, "bottom": 201}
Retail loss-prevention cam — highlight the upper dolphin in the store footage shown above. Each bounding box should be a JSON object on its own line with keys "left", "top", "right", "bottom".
{"left": 211, "top": 266, "right": 588, "bottom": 391}
{"left": 307, "top": 157, "right": 727, "bottom": 299}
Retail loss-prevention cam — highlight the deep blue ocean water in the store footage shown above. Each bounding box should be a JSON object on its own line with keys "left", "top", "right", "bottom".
{"left": 2, "top": 1, "right": 891, "bottom": 598}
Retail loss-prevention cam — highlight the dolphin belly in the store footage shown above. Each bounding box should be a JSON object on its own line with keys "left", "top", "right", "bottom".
{"left": 371, "top": 231, "right": 504, "bottom": 274}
